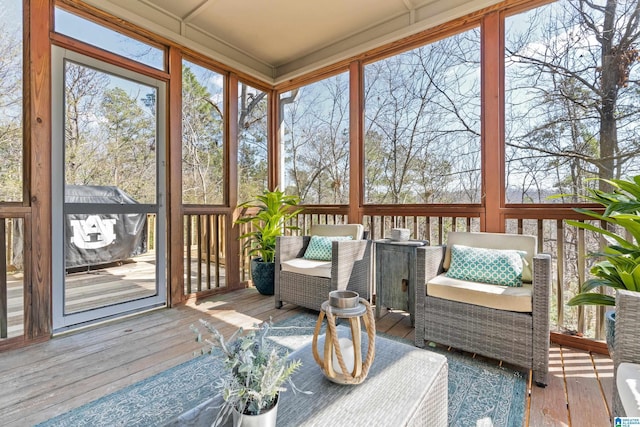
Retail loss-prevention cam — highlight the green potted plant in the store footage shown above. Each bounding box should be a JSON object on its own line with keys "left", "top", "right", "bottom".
{"left": 235, "top": 188, "right": 302, "bottom": 295}
{"left": 191, "top": 319, "right": 308, "bottom": 427}
{"left": 560, "top": 176, "right": 640, "bottom": 354}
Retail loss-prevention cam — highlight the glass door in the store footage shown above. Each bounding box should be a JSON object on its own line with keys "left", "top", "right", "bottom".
{"left": 51, "top": 47, "right": 166, "bottom": 331}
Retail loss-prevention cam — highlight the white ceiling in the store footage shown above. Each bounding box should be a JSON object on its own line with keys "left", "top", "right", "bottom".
{"left": 82, "top": 0, "right": 503, "bottom": 84}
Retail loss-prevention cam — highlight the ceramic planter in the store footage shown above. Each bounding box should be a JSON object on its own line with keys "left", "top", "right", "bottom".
{"left": 232, "top": 394, "right": 279, "bottom": 427}
{"left": 251, "top": 258, "right": 275, "bottom": 295}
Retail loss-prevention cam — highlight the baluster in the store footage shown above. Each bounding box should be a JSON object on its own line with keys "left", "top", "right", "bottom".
{"left": 186, "top": 215, "right": 192, "bottom": 294}
{"left": 556, "top": 219, "right": 564, "bottom": 330}
{"left": 214, "top": 214, "right": 220, "bottom": 288}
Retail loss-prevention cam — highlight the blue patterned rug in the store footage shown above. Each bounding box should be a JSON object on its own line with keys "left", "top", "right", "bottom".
{"left": 38, "top": 313, "right": 526, "bottom": 427}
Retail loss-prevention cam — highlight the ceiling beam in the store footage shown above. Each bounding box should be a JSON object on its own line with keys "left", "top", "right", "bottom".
{"left": 183, "top": 0, "right": 218, "bottom": 23}
{"left": 402, "top": 0, "right": 415, "bottom": 10}
{"left": 402, "top": 0, "right": 416, "bottom": 24}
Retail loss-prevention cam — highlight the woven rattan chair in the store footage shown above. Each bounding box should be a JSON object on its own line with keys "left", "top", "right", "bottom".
{"left": 275, "top": 224, "right": 371, "bottom": 311}
{"left": 413, "top": 231, "right": 552, "bottom": 386}
{"left": 613, "top": 289, "right": 640, "bottom": 417}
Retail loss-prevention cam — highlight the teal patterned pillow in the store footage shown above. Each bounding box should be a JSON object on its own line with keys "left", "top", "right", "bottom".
{"left": 303, "top": 235, "right": 353, "bottom": 261}
{"left": 446, "top": 244, "right": 525, "bottom": 287}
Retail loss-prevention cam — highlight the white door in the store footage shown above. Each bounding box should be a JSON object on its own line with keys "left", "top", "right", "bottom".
{"left": 51, "top": 47, "right": 167, "bottom": 331}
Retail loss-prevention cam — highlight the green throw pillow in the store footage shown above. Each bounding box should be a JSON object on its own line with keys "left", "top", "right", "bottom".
{"left": 446, "top": 244, "right": 525, "bottom": 287}
{"left": 303, "top": 235, "right": 353, "bottom": 261}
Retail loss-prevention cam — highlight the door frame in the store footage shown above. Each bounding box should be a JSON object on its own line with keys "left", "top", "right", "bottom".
{"left": 51, "top": 46, "right": 167, "bottom": 332}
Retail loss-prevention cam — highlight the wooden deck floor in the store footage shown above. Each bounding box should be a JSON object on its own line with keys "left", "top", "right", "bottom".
{"left": 4, "top": 253, "right": 226, "bottom": 338}
{"left": 0, "top": 288, "right": 613, "bottom": 426}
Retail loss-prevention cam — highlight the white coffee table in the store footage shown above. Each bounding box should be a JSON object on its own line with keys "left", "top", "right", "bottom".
{"left": 166, "top": 333, "right": 448, "bottom": 426}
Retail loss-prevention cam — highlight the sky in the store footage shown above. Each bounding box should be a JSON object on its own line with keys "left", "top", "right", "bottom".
{"left": 55, "top": 8, "right": 163, "bottom": 70}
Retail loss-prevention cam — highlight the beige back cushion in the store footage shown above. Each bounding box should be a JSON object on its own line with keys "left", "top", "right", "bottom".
{"left": 310, "top": 224, "right": 364, "bottom": 240}
{"left": 443, "top": 232, "right": 537, "bottom": 282}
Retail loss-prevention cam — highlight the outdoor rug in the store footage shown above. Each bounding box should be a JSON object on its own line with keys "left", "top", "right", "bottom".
{"left": 38, "top": 313, "right": 527, "bottom": 427}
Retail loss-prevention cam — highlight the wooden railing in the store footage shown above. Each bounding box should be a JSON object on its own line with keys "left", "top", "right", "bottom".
{"left": 0, "top": 216, "right": 25, "bottom": 340}
{"left": 0, "top": 202, "right": 611, "bottom": 343}
{"left": 183, "top": 212, "right": 228, "bottom": 294}
{"left": 1, "top": 203, "right": 610, "bottom": 340}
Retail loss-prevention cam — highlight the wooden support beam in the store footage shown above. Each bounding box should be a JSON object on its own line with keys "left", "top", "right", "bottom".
{"left": 25, "top": 0, "right": 52, "bottom": 339}
{"left": 269, "top": 89, "right": 280, "bottom": 190}
{"left": 227, "top": 74, "right": 241, "bottom": 289}
{"left": 348, "top": 61, "right": 363, "bottom": 224}
{"left": 168, "top": 46, "right": 184, "bottom": 306}
{"left": 481, "top": 11, "right": 505, "bottom": 233}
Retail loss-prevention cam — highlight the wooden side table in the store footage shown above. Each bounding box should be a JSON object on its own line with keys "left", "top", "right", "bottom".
{"left": 374, "top": 239, "right": 428, "bottom": 325}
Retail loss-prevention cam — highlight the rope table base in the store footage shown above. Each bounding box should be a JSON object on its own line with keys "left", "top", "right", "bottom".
{"left": 312, "top": 298, "right": 376, "bottom": 385}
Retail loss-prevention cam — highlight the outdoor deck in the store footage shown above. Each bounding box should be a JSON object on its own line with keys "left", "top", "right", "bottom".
{"left": 1, "top": 288, "right": 613, "bottom": 426}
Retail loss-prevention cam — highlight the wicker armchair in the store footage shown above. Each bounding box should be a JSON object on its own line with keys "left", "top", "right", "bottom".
{"left": 275, "top": 224, "right": 371, "bottom": 311}
{"left": 413, "top": 232, "right": 552, "bottom": 386}
{"left": 613, "top": 289, "right": 640, "bottom": 417}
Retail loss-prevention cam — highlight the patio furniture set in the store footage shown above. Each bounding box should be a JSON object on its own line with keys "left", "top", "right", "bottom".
{"left": 276, "top": 227, "right": 551, "bottom": 387}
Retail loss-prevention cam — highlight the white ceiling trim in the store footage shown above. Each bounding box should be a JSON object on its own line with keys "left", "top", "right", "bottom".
{"left": 84, "top": 0, "right": 276, "bottom": 81}
{"left": 273, "top": 0, "right": 503, "bottom": 84}
{"left": 402, "top": 0, "right": 417, "bottom": 24}
{"left": 78, "top": 0, "right": 504, "bottom": 85}
{"left": 182, "top": 0, "right": 217, "bottom": 23}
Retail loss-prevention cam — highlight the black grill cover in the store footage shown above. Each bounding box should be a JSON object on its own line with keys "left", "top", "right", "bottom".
{"left": 65, "top": 185, "right": 148, "bottom": 269}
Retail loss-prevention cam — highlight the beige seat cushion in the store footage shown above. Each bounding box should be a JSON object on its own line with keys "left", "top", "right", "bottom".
{"left": 281, "top": 258, "right": 332, "bottom": 278}
{"left": 310, "top": 224, "right": 364, "bottom": 240}
{"left": 443, "top": 232, "right": 536, "bottom": 282}
{"left": 427, "top": 273, "right": 533, "bottom": 312}
{"left": 618, "top": 362, "right": 640, "bottom": 417}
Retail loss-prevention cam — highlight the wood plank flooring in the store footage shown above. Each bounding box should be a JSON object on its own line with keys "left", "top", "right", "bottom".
{"left": 4, "top": 253, "right": 227, "bottom": 338}
{"left": 0, "top": 288, "right": 614, "bottom": 426}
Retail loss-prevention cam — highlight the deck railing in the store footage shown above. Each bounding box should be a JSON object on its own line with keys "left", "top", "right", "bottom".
{"left": 183, "top": 212, "right": 228, "bottom": 294}
{"left": 0, "top": 216, "right": 25, "bottom": 340}
{"left": 0, "top": 205, "right": 613, "bottom": 343}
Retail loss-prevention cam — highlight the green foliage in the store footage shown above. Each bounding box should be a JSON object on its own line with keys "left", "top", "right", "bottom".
{"left": 558, "top": 176, "right": 640, "bottom": 306}
{"left": 234, "top": 189, "right": 302, "bottom": 263}
{"left": 100, "top": 87, "right": 156, "bottom": 201}
{"left": 181, "top": 64, "right": 224, "bottom": 204}
{"left": 190, "top": 319, "right": 308, "bottom": 424}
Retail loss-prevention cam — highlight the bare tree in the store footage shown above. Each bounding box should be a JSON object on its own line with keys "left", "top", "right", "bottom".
{"left": 63, "top": 62, "right": 109, "bottom": 186}
{"left": 505, "top": 0, "right": 640, "bottom": 199}
{"left": 364, "top": 28, "right": 481, "bottom": 204}
{"left": 0, "top": 19, "right": 22, "bottom": 201}
{"left": 238, "top": 83, "right": 268, "bottom": 202}
{"left": 181, "top": 64, "right": 224, "bottom": 204}
{"left": 281, "top": 74, "right": 350, "bottom": 204}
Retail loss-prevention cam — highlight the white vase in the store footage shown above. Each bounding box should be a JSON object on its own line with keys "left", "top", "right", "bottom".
{"left": 232, "top": 395, "right": 279, "bottom": 427}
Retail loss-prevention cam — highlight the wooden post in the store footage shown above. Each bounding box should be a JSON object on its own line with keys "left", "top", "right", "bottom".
{"left": 226, "top": 74, "right": 241, "bottom": 289}
{"left": 268, "top": 89, "right": 280, "bottom": 191}
{"left": 481, "top": 11, "right": 505, "bottom": 233}
{"left": 168, "top": 46, "right": 184, "bottom": 306}
{"left": 25, "top": 0, "right": 52, "bottom": 339}
{"left": 0, "top": 219, "right": 7, "bottom": 338}
{"left": 349, "top": 61, "right": 363, "bottom": 225}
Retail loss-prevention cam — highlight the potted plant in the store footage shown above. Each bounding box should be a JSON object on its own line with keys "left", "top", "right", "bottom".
{"left": 561, "top": 176, "right": 640, "bottom": 354}
{"left": 191, "top": 319, "right": 307, "bottom": 427}
{"left": 235, "top": 188, "right": 302, "bottom": 295}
